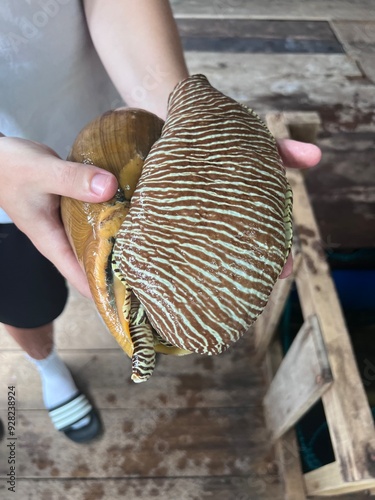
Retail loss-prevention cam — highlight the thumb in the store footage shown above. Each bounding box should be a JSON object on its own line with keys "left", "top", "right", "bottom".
{"left": 42, "top": 157, "right": 118, "bottom": 202}
{"left": 277, "top": 139, "right": 321, "bottom": 169}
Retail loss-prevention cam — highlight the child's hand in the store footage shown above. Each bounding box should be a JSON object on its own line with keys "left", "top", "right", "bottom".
{"left": 277, "top": 139, "right": 322, "bottom": 278}
{"left": 0, "top": 137, "right": 118, "bottom": 297}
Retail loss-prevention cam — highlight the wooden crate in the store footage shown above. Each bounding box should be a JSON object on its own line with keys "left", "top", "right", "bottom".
{"left": 255, "top": 112, "right": 375, "bottom": 498}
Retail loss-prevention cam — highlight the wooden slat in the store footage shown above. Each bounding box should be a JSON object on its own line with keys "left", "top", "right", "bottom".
{"left": 265, "top": 341, "right": 307, "bottom": 500}
{"left": 290, "top": 166, "right": 375, "bottom": 482}
{"left": 265, "top": 111, "right": 321, "bottom": 146}
{"left": 0, "top": 407, "right": 271, "bottom": 479}
{"left": 305, "top": 462, "right": 375, "bottom": 497}
{"left": 331, "top": 21, "right": 375, "bottom": 83}
{"left": 276, "top": 430, "right": 307, "bottom": 500}
{"left": 0, "top": 333, "right": 264, "bottom": 411}
{"left": 177, "top": 19, "right": 343, "bottom": 54}
{"left": 253, "top": 111, "right": 319, "bottom": 361}
{"left": 177, "top": 19, "right": 339, "bottom": 39}
{"left": 170, "top": 0, "right": 375, "bottom": 21}
{"left": 283, "top": 112, "right": 322, "bottom": 144}
{"left": 265, "top": 113, "right": 291, "bottom": 140}
{"left": 331, "top": 21, "right": 375, "bottom": 56}
{"left": 265, "top": 112, "right": 375, "bottom": 495}
{"left": 0, "top": 477, "right": 283, "bottom": 500}
{"left": 303, "top": 137, "right": 375, "bottom": 250}
{"left": 264, "top": 315, "right": 333, "bottom": 441}
{"left": 254, "top": 249, "right": 301, "bottom": 362}
{"left": 261, "top": 112, "right": 315, "bottom": 500}
{"left": 357, "top": 54, "right": 375, "bottom": 84}
{"left": 267, "top": 111, "right": 375, "bottom": 484}
{"left": 180, "top": 36, "right": 342, "bottom": 54}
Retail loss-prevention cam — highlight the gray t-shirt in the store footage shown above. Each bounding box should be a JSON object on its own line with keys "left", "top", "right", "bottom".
{"left": 0, "top": 0, "right": 123, "bottom": 222}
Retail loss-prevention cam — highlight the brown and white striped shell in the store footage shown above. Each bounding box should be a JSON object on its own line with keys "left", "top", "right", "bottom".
{"left": 113, "top": 74, "right": 293, "bottom": 356}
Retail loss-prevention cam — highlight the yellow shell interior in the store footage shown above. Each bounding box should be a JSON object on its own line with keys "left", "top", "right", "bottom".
{"left": 61, "top": 109, "right": 191, "bottom": 360}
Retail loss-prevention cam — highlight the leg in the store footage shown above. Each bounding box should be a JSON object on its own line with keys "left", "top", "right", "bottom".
{"left": 0, "top": 224, "right": 101, "bottom": 442}
{"left": 3, "top": 320, "right": 101, "bottom": 441}
{"left": 3, "top": 320, "right": 80, "bottom": 409}
{"left": 3, "top": 322, "right": 54, "bottom": 360}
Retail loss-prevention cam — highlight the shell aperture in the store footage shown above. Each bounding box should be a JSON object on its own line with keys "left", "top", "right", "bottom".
{"left": 61, "top": 109, "right": 191, "bottom": 384}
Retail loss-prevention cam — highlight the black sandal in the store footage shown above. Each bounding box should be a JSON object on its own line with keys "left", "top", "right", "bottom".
{"left": 48, "top": 391, "right": 102, "bottom": 443}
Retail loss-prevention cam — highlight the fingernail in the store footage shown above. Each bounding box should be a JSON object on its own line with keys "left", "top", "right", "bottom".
{"left": 91, "top": 174, "right": 110, "bottom": 196}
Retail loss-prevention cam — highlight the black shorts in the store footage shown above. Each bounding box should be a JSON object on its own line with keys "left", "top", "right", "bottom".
{"left": 0, "top": 224, "right": 68, "bottom": 328}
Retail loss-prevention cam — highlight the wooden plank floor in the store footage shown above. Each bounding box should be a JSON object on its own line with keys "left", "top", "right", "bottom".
{"left": 170, "top": 0, "right": 375, "bottom": 21}
{"left": 0, "top": 289, "right": 281, "bottom": 499}
{"left": 1, "top": 1, "right": 375, "bottom": 499}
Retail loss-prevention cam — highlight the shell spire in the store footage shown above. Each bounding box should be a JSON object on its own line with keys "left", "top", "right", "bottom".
{"left": 113, "top": 74, "right": 292, "bottom": 355}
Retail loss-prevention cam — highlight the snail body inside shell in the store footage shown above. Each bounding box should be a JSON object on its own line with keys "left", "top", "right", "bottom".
{"left": 61, "top": 109, "right": 192, "bottom": 384}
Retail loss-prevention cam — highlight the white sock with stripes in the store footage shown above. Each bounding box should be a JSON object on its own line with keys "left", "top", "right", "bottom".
{"left": 27, "top": 350, "right": 90, "bottom": 430}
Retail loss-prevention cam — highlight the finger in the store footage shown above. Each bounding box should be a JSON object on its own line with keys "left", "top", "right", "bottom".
{"left": 277, "top": 139, "right": 322, "bottom": 169}
{"left": 279, "top": 253, "right": 293, "bottom": 279}
{"left": 38, "top": 157, "right": 118, "bottom": 203}
{"left": 28, "top": 220, "right": 92, "bottom": 298}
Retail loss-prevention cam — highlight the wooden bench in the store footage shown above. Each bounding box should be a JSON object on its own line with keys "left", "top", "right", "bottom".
{"left": 255, "top": 112, "right": 375, "bottom": 498}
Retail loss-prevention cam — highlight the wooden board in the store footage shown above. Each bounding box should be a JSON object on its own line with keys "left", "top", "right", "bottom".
{"left": 0, "top": 477, "right": 283, "bottom": 500}
{"left": 176, "top": 19, "right": 343, "bottom": 53}
{"left": 291, "top": 169, "right": 375, "bottom": 483}
{"left": 264, "top": 315, "right": 333, "bottom": 441}
{"left": 265, "top": 112, "right": 375, "bottom": 496}
{"left": 265, "top": 341, "right": 307, "bottom": 500}
{"left": 0, "top": 408, "right": 274, "bottom": 480}
{"left": 331, "top": 21, "right": 375, "bottom": 84}
{"left": 331, "top": 21, "right": 375, "bottom": 56}
{"left": 0, "top": 334, "right": 263, "bottom": 411}
{"left": 170, "top": 0, "right": 375, "bottom": 21}
{"left": 254, "top": 249, "right": 301, "bottom": 361}
{"left": 305, "top": 462, "right": 375, "bottom": 497}
{"left": 303, "top": 135, "right": 375, "bottom": 250}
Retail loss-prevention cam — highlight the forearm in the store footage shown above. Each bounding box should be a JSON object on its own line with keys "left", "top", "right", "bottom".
{"left": 83, "top": 0, "right": 189, "bottom": 120}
